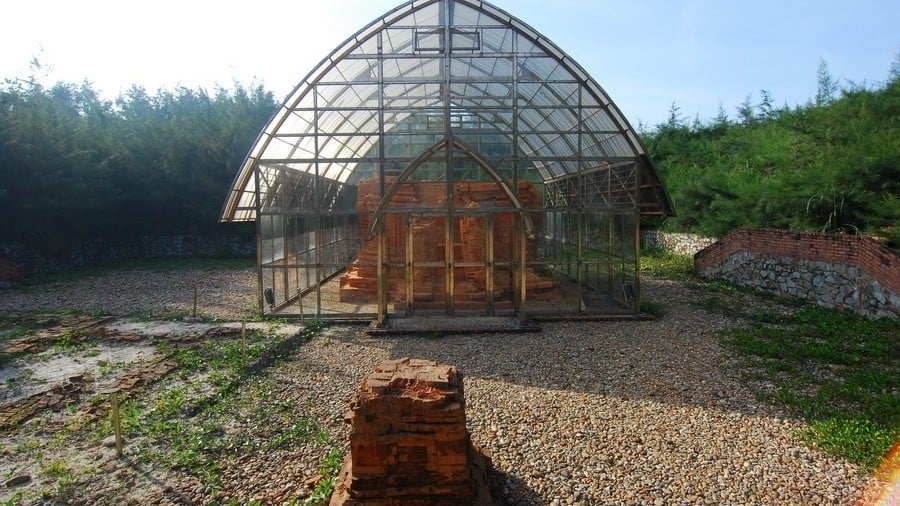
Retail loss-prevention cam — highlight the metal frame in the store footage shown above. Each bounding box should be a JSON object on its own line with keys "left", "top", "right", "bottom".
{"left": 221, "top": 0, "right": 673, "bottom": 320}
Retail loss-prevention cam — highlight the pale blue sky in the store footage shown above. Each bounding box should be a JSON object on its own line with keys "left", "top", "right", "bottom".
{"left": 2, "top": 0, "right": 897, "bottom": 128}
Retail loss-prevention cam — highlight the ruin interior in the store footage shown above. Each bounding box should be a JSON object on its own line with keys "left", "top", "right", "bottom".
{"left": 339, "top": 177, "right": 561, "bottom": 311}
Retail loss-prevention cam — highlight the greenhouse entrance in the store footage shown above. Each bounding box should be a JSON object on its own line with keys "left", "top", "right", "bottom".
{"left": 220, "top": 0, "right": 674, "bottom": 323}
{"left": 345, "top": 136, "right": 545, "bottom": 318}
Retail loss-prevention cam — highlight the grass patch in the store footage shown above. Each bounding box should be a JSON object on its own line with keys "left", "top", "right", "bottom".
{"left": 722, "top": 305, "right": 900, "bottom": 470}
{"left": 639, "top": 299, "right": 666, "bottom": 317}
{"left": 305, "top": 447, "right": 344, "bottom": 505}
{"left": 24, "top": 256, "right": 254, "bottom": 286}
{"left": 93, "top": 322, "right": 328, "bottom": 493}
{"left": 639, "top": 246, "right": 694, "bottom": 281}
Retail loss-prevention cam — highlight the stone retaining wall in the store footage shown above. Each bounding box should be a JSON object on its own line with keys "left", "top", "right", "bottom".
{"left": 694, "top": 228, "right": 899, "bottom": 318}
{"left": 641, "top": 230, "right": 716, "bottom": 256}
{"left": 0, "top": 234, "right": 255, "bottom": 282}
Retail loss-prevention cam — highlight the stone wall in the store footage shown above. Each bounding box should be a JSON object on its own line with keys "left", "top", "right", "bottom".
{"left": 695, "top": 229, "right": 899, "bottom": 318}
{"left": 641, "top": 230, "right": 716, "bottom": 256}
{"left": 0, "top": 234, "right": 255, "bottom": 282}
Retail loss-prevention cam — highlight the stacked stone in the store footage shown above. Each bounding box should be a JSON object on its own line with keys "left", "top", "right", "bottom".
{"left": 330, "top": 358, "right": 490, "bottom": 505}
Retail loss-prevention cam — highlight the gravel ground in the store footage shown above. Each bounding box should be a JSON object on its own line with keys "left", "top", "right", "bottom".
{"left": 0, "top": 269, "right": 884, "bottom": 504}
{"left": 0, "top": 269, "right": 257, "bottom": 320}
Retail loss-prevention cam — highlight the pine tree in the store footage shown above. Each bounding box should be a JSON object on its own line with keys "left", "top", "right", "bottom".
{"left": 815, "top": 60, "right": 838, "bottom": 106}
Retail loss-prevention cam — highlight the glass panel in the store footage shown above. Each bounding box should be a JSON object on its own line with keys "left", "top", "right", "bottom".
{"left": 348, "top": 34, "right": 379, "bottom": 56}
{"left": 411, "top": 215, "right": 446, "bottom": 310}
{"left": 450, "top": 29, "right": 480, "bottom": 51}
{"left": 515, "top": 34, "right": 546, "bottom": 54}
{"left": 518, "top": 57, "right": 575, "bottom": 82}
{"left": 451, "top": 2, "right": 502, "bottom": 26}
{"left": 451, "top": 57, "right": 513, "bottom": 79}
{"left": 582, "top": 107, "right": 618, "bottom": 132}
{"left": 450, "top": 81, "right": 513, "bottom": 108}
{"left": 383, "top": 57, "right": 443, "bottom": 80}
{"left": 582, "top": 133, "right": 633, "bottom": 158}
{"left": 454, "top": 214, "right": 489, "bottom": 313}
{"left": 276, "top": 110, "right": 315, "bottom": 136}
{"left": 386, "top": 265, "right": 407, "bottom": 315}
{"left": 385, "top": 83, "right": 443, "bottom": 108}
{"left": 268, "top": 135, "right": 316, "bottom": 160}
{"left": 518, "top": 81, "right": 579, "bottom": 108}
{"left": 320, "top": 58, "right": 378, "bottom": 83}
{"left": 391, "top": 2, "right": 440, "bottom": 27}
{"left": 384, "top": 28, "right": 415, "bottom": 54}
{"left": 260, "top": 137, "right": 304, "bottom": 161}
{"left": 315, "top": 84, "right": 381, "bottom": 109}
{"left": 414, "top": 29, "right": 444, "bottom": 52}
{"left": 383, "top": 133, "right": 444, "bottom": 159}
{"left": 480, "top": 27, "right": 513, "bottom": 52}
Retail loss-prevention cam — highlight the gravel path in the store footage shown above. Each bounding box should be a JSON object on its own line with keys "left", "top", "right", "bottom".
{"left": 0, "top": 269, "right": 257, "bottom": 319}
{"left": 0, "top": 269, "right": 882, "bottom": 504}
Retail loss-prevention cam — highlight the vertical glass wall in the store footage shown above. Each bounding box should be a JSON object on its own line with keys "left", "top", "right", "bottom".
{"left": 222, "top": 0, "right": 672, "bottom": 319}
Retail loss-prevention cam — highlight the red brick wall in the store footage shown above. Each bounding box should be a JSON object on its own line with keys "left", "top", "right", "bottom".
{"left": 694, "top": 228, "right": 899, "bottom": 294}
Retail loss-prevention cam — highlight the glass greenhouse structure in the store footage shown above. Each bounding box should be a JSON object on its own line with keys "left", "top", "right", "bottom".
{"left": 221, "top": 0, "right": 673, "bottom": 322}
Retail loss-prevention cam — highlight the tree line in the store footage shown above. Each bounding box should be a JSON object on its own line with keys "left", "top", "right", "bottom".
{"left": 1, "top": 60, "right": 897, "bottom": 259}
{"left": 641, "top": 61, "right": 900, "bottom": 248}
{"left": 0, "top": 68, "right": 277, "bottom": 254}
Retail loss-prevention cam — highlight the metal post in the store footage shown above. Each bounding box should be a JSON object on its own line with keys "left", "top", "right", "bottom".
{"left": 192, "top": 287, "right": 198, "bottom": 318}
{"left": 377, "top": 224, "right": 386, "bottom": 325}
{"left": 486, "top": 215, "right": 494, "bottom": 315}
{"left": 518, "top": 217, "right": 527, "bottom": 323}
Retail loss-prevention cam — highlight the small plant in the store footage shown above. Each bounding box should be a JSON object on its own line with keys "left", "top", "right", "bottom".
{"left": 722, "top": 306, "right": 900, "bottom": 470}
{"left": 639, "top": 246, "right": 694, "bottom": 281}
{"left": 694, "top": 296, "right": 744, "bottom": 318}
{"left": 305, "top": 447, "right": 344, "bottom": 505}
{"left": 55, "top": 329, "right": 88, "bottom": 349}
{"left": 42, "top": 459, "right": 68, "bottom": 478}
{"left": 803, "top": 417, "right": 898, "bottom": 470}
{"left": 639, "top": 298, "right": 666, "bottom": 317}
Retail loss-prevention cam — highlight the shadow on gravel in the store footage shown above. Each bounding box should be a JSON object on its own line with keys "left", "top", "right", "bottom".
{"left": 324, "top": 281, "right": 779, "bottom": 420}
{"left": 121, "top": 456, "right": 198, "bottom": 505}
{"left": 491, "top": 468, "right": 543, "bottom": 505}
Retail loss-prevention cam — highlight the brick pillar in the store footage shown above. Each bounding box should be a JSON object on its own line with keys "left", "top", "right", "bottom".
{"left": 330, "top": 358, "right": 493, "bottom": 505}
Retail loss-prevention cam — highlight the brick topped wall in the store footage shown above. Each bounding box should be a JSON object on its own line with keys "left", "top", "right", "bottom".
{"left": 694, "top": 229, "right": 899, "bottom": 318}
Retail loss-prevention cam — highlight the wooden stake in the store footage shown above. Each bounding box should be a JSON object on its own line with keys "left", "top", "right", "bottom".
{"left": 298, "top": 293, "right": 305, "bottom": 324}
{"left": 111, "top": 391, "right": 123, "bottom": 457}
{"left": 241, "top": 322, "right": 246, "bottom": 367}
{"left": 192, "top": 287, "right": 198, "bottom": 318}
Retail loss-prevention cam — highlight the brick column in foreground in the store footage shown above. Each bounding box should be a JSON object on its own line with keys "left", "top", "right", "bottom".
{"left": 330, "top": 357, "right": 493, "bottom": 505}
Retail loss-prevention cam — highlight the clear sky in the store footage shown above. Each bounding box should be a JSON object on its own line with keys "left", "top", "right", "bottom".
{"left": 2, "top": 0, "right": 897, "bottom": 128}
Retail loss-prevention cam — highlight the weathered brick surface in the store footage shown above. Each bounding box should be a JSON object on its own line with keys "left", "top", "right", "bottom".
{"left": 695, "top": 228, "right": 899, "bottom": 317}
{"left": 339, "top": 178, "right": 559, "bottom": 305}
{"left": 330, "top": 358, "right": 492, "bottom": 505}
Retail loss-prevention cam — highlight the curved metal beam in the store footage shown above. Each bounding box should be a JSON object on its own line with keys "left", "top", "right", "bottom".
{"left": 367, "top": 135, "right": 535, "bottom": 239}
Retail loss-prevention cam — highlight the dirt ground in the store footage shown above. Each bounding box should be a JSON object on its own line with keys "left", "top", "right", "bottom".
{"left": 0, "top": 268, "right": 892, "bottom": 505}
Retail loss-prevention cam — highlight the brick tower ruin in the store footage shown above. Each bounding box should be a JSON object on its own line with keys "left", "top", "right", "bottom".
{"left": 330, "top": 358, "right": 493, "bottom": 505}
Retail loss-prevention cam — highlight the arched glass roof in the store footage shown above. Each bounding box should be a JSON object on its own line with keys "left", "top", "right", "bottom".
{"left": 222, "top": 0, "right": 672, "bottom": 221}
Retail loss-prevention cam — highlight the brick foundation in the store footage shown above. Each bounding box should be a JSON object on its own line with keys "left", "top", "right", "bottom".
{"left": 339, "top": 177, "right": 560, "bottom": 307}
{"left": 695, "top": 229, "right": 899, "bottom": 317}
{"left": 330, "top": 358, "right": 493, "bottom": 505}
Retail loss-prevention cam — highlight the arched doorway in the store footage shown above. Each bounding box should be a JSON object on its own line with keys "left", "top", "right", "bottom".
{"left": 360, "top": 136, "right": 542, "bottom": 320}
